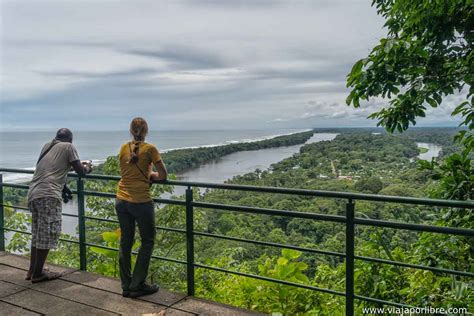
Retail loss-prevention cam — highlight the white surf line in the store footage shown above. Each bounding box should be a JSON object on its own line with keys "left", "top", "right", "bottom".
{"left": 161, "top": 129, "right": 313, "bottom": 153}
{"left": 2, "top": 129, "right": 314, "bottom": 183}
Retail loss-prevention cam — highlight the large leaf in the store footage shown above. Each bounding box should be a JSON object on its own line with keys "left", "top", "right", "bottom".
{"left": 102, "top": 231, "right": 119, "bottom": 243}
{"left": 277, "top": 257, "right": 288, "bottom": 266}
{"left": 281, "top": 249, "right": 301, "bottom": 260}
{"left": 90, "top": 246, "right": 116, "bottom": 258}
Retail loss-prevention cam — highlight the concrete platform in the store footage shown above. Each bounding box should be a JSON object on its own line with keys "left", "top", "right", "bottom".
{"left": 0, "top": 252, "right": 261, "bottom": 315}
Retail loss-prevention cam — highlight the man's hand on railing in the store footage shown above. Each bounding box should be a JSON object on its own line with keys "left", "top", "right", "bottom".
{"left": 71, "top": 160, "right": 92, "bottom": 177}
{"left": 81, "top": 160, "right": 93, "bottom": 174}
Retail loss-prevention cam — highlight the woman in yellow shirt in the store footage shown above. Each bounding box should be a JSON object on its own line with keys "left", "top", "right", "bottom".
{"left": 115, "top": 117, "right": 168, "bottom": 298}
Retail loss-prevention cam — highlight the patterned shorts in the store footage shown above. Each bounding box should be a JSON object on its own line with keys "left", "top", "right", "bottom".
{"left": 29, "top": 197, "right": 62, "bottom": 250}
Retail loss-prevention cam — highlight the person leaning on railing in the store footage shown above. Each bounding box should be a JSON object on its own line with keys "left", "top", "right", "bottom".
{"left": 26, "top": 128, "right": 92, "bottom": 283}
{"left": 115, "top": 117, "right": 168, "bottom": 299}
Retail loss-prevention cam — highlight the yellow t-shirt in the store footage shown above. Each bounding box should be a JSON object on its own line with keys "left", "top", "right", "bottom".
{"left": 116, "top": 141, "right": 162, "bottom": 203}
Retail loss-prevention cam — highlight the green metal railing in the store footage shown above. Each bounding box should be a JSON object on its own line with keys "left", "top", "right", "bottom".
{"left": 0, "top": 167, "right": 473, "bottom": 315}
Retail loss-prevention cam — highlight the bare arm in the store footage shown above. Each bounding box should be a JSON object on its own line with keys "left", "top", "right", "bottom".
{"left": 150, "top": 160, "right": 168, "bottom": 182}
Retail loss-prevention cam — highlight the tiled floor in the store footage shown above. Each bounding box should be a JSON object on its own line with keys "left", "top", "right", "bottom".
{"left": 0, "top": 252, "right": 260, "bottom": 315}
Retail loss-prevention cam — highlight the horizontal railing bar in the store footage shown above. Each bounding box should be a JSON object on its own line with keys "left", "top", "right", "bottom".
{"left": 151, "top": 255, "right": 186, "bottom": 265}
{"left": 355, "top": 294, "right": 414, "bottom": 309}
{"left": 355, "top": 255, "right": 473, "bottom": 277}
{"left": 3, "top": 227, "right": 29, "bottom": 235}
{"left": 82, "top": 190, "right": 186, "bottom": 206}
{"left": 84, "top": 242, "right": 187, "bottom": 265}
{"left": 193, "top": 201, "right": 347, "bottom": 222}
{"left": 17, "top": 223, "right": 469, "bottom": 275}
{"left": 5, "top": 226, "right": 470, "bottom": 278}
{"left": 82, "top": 215, "right": 186, "bottom": 234}
{"left": 167, "top": 180, "right": 474, "bottom": 208}
{"left": 1, "top": 204, "right": 75, "bottom": 219}
{"left": 153, "top": 198, "right": 186, "bottom": 206}
{"left": 77, "top": 173, "right": 117, "bottom": 180}
{"left": 84, "top": 215, "right": 118, "bottom": 223}
{"left": 83, "top": 190, "right": 115, "bottom": 199}
{"left": 194, "top": 231, "right": 346, "bottom": 258}
{"left": 1, "top": 204, "right": 76, "bottom": 219}
{"left": 3, "top": 199, "right": 469, "bottom": 238}
{"left": 355, "top": 218, "right": 474, "bottom": 236}
{"left": 1, "top": 183, "right": 29, "bottom": 189}
{"left": 0, "top": 204, "right": 29, "bottom": 211}
{"left": 59, "top": 238, "right": 80, "bottom": 245}
{"left": 1, "top": 168, "right": 473, "bottom": 208}
{"left": 0, "top": 168, "right": 35, "bottom": 174}
{"left": 4, "top": 226, "right": 184, "bottom": 260}
{"left": 156, "top": 225, "right": 186, "bottom": 234}
{"left": 194, "top": 263, "right": 345, "bottom": 297}
{"left": 3, "top": 227, "right": 79, "bottom": 244}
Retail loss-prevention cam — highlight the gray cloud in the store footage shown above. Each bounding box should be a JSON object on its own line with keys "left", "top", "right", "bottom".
{"left": 251, "top": 63, "right": 352, "bottom": 82}
{"left": 123, "top": 46, "right": 228, "bottom": 69}
{"left": 0, "top": 0, "right": 462, "bottom": 131}
{"left": 36, "top": 67, "right": 158, "bottom": 79}
{"left": 180, "top": 0, "right": 284, "bottom": 8}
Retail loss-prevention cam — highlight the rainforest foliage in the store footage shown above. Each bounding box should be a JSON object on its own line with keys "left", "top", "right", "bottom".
{"left": 4, "top": 129, "right": 472, "bottom": 315}
{"left": 346, "top": 0, "right": 474, "bottom": 202}
{"left": 93, "top": 130, "right": 314, "bottom": 175}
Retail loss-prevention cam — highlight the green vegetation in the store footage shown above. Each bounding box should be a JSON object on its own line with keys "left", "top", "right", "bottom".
{"left": 346, "top": 0, "right": 473, "bottom": 202}
{"left": 397, "top": 128, "right": 462, "bottom": 157}
{"left": 4, "top": 1, "right": 473, "bottom": 312}
{"left": 418, "top": 147, "right": 429, "bottom": 154}
{"left": 346, "top": 0, "right": 472, "bottom": 141}
{"left": 94, "top": 130, "right": 315, "bottom": 175}
{"left": 5, "top": 129, "right": 471, "bottom": 314}
{"left": 162, "top": 130, "right": 314, "bottom": 173}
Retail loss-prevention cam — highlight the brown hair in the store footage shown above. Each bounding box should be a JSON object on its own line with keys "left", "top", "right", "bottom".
{"left": 129, "top": 117, "right": 149, "bottom": 163}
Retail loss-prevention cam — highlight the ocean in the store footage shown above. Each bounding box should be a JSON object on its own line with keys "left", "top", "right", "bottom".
{"left": 3, "top": 130, "right": 338, "bottom": 238}
{"left": 0, "top": 129, "right": 310, "bottom": 182}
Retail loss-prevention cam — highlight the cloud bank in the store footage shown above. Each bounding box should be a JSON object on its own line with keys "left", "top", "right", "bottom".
{"left": 0, "top": 0, "right": 462, "bottom": 131}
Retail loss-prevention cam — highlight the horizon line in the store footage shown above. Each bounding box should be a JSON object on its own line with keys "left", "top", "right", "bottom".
{"left": 0, "top": 125, "right": 462, "bottom": 133}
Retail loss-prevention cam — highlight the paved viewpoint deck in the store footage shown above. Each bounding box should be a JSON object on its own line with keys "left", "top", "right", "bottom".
{"left": 0, "top": 252, "right": 260, "bottom": 315}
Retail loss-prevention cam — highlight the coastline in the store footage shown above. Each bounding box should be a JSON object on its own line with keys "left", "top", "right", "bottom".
{"left": 160, "top": 129, "right": 313, "bottom": 153}
{"left": 175, "top": 132, "right": 338, "bottom": 184}
{"left": 150, "top": 130, "right": 315, "bottom": 174}
{"left": 2, "top": 128, "right": 313, "bottom": 183}
{"left": 3, "top": 132, "right": 442, "bottom": 243}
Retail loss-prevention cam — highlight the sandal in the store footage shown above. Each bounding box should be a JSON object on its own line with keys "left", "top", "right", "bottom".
{"left": 31, "top": 271, "right": 62, "bottom": 283}
{"left": 26, "top": 267, "right": 50, "bottom": 280}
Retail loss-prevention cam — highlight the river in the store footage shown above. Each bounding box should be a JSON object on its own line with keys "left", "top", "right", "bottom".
{"left": 6, "top": 136, "right": 442, "bottom": 242}
{"left": 175, "top": 133, "right": 337, "bottom": 188}
{"left": 7, "top": 133, "right": 338, "bottom": 239}
{"left": 416, "top": 142, "right": 442, "bottom": 160}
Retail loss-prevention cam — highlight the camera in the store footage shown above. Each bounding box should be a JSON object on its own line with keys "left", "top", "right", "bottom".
{"left": 62, "top": 185, "right": 73, "bottom": 203}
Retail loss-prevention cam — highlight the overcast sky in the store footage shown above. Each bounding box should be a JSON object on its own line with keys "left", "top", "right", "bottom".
{"left": 0, "top": 0, "right": 462, "bottom": 131}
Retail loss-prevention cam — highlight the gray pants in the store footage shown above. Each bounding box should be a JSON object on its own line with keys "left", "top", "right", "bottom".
{"left": 115, "top": 199, "right": 156, "bottom": 291}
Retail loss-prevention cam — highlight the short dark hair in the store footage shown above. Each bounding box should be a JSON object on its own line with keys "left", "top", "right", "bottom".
{"left": 55, "top": 128, "right": 73, "bottom": 142}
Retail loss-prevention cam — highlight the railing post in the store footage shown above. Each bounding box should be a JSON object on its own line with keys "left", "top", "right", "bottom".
{"left": 0, "top": 174, "right": 5, "bottom": 252}
{"left": 346, "top": 199, "right": 355, "bottom": 316}
{"left": 185, "top": 186, "right": 195, "bottom": 296}
{"left": 77, "top": 177, "right": 87, "bottom": 271}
